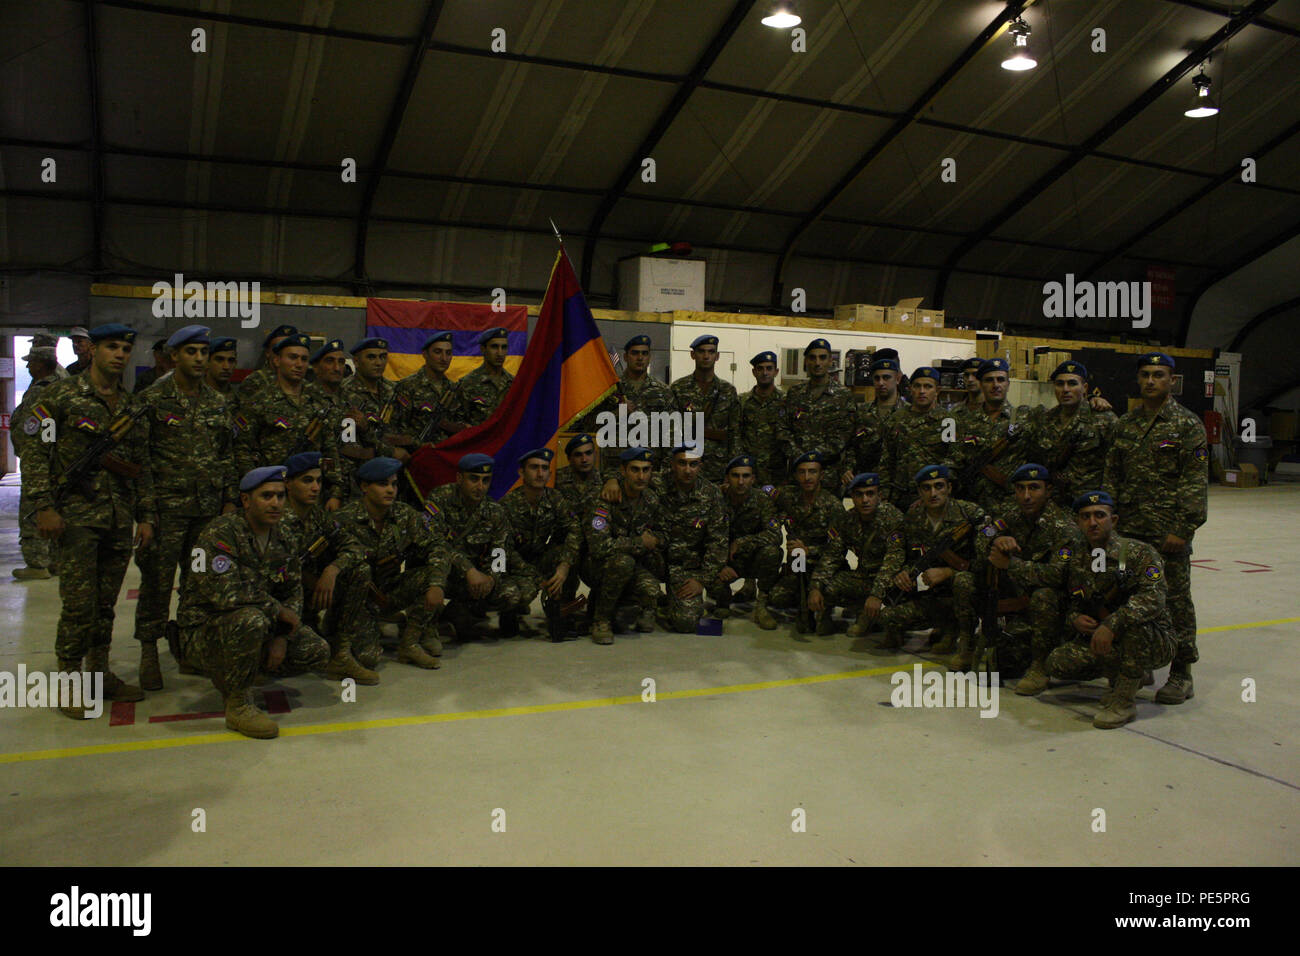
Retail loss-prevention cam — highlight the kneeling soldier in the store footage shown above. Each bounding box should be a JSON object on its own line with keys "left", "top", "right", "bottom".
{"left": 1046, "top": 491, "right": 1175, "bottom": 729}
{"left": 811, "top": 472, "right": 905, "bottom": 638}
{"left": 501, "top": 447, "right": 581, "bottom": 639}
{"left": 655, "top": 445, "right": 728, "bottom": 633}
{"left": 768, "top": 451, "right": 842, "bottom": 633}
{"left": 713, "top": 454, "right": 782, "bottom": 629}
{"left": 177, "top": 466, "right": 330, "bottom": 739}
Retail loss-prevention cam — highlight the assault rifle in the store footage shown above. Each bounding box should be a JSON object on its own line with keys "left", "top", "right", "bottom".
{"left": 290, "top": 413, "right": 325, "bottom": 458}
{"left": 882, "top": 521, "right": 973, "bottom": 606}
{"left": 958, "top": 422, "right": 1022, "bottom": 493}
{"left": 412, "top": 379, "right": 465, "bottom": 446}
{"left": 26, "top": 403, "right": 149, "bottom": 520}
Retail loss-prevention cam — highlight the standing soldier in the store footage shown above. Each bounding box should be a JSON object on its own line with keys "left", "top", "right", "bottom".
{"left": 1019, "top": 361, "right": 1117, "bottom": 506}
{"left": 233, "top": 332, "right": 342, "bottom": 510}
{"left": 878, "top": 366, "right": 954, "bottom": 511}
{"left": 205, "top": 337, "right": 238, "bottom": 397}
{"left": 1047, "top": 491, "right": 1175, "bottom": 729}
{"left": 227, "top": 324, "right": 296, "bottom": 420}
{"left": 654, "top": 447, "right": 728, "bottom": 633}
{"left": 844, "top": 355, "right": 907, "bottom": 484}
{"left": 458, "top": 327, "right": 514, "bottom": 427}
{"left": 25, "top": 324, "right": 155, "bottom": 717}
{"left": 588, "top": 334, "right": 678, "bottom": 488}
{"left": 12, "top": 344, "right": 64, "bottom": 580}
{"left": 949, "top": 357, "right": 985, "bottom": 416}
{"left": 65, "top": 327, "right": 93, "bottom": 376}
{"left": 767, "top": 451, "right": 843, "bottom": 633}
{"left": 176, "top": 465, "right": 331, "bottom": 739}
{"left": 737, "top": 350, "right": 788, "bottom": 486}
{"left": 132, "top": 338, "right": 173, "bottom": 393}
{"left": 810, "top": 473, "right": 905, "bottom": 639}
{"left": 670, "top": 334, "right": 739, "bottom": 484}
{"left": 339, "top": 337, "right": 409, "bottom": 497}
{"left": 500, "top": 447, "right": 580, "bottom": 638}
{"left": 782, "top": 338, "right": 857, "bottom": 492}
{"left": 392, "top": 331, "right": 467, "bottom": 449}
{"left": 1104, "top": 352, "right": 1207, "bottom": 705}
{"left": 556, "top": 432, "right": 603, "bottom": 512}
{"left": 133, "top": 325, "right": 238, "bottom": 690}
{"left": 583, "top": 448, "right": 663, "bottom": 645}
{"left": 712, "top": 455, "right": 782, "bottom": 629}
{"left": 954, "top": 358, "right": 1026, "bottom": 515}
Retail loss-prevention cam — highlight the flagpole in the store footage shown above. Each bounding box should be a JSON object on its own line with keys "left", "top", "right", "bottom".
{"left": 549, "top": 218, "right": 563, "bottom": 245}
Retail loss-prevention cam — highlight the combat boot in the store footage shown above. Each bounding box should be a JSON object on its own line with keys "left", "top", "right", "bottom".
{"left": 846, "top": 609, "right": 873, "bottom": 638}
{"left": 324, "top": 647, "right": 380, "bottom": 685}
{"left": 816, "top": 610, "right": 836, "bottom": 636}
{"left": 592, "top": 620, "right": 615, "bottom": 645}
{"left": 929, "top": 630, "right": 956, "bottom": 655}
{"left": 1015, "top": 659, "right": 1049, "bottom": 696}
{"left": 945, "top": 634, "right": 975, "bottom": 672}
{"left": 712, "top": 594, "right": 732, "bottom": 619}
{"left": 12, "top": 566, "right": 51, "bottom": 580}
{"left": 753, "top": 595, "right": 778, "bottom": 630}
{"left": 879, "top": 626, "right": 903, "bottom": 650}
{"left": 85, "top": 646, "right": 145, "bottom": 702}
{"left": 224, "top": 689, "right": 279, "bottom": 739}
{"left": 397, "top": 626, "right": 441, "bottom": 669}
{"left": 1155, "top": 663, "right": 1194, "bottom": 704}
{"left": 421, "top": 630, "right": 444, "bottom": 657}
{"left": 736, "top": 580, "right": 757, "bottom": 603}
{"left": 56, "top": 658, "right": 86, "bottom": 719}
{"left": 1094, "top": 675, "right": 1141, "bottom": 729}
{"left": 497, "top": 611, "right": 520, "bottom": 639}
{"left": 138, "top": 641, "right": 163, "bottom": 691}
{"left": 635, "top": 608, "right": 656, "bottom": 633}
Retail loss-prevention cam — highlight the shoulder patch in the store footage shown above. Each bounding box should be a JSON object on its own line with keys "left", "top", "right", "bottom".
{"left": 213, "top": 538, "right": 233, "bottom": 554}
{"left": 211, "top": 554, "right": 232, "bottom": 574}
{"left": 1056, "top": 546, "right": 1073, "bottom": 560}
{"left": 22, "top": 417, "right": 40, "bottom": 435}
{"left": 888, "top": 530, "right": 903, "bottom": 544}
{"left": 1144, "top": 565, "right": 1162, "bottom": 580}
{"left": 591, "top": 516, "right": 608, "bottom": 531}
{"left": 424, "top": 500, "right": 441, "bottom": 518}
{"left": 982, "top": 525, "right": 997, "bottom": 537}
{"left": 761, "top": 484, "right": 776, "bottom": 497}
{"left": 1193, "top": 445, "right": 1208, "bottom": 463}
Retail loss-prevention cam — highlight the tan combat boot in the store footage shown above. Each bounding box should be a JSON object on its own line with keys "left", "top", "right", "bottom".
{"left": 224, "top": 689, "right": 279, "bottom": 739}
{"left": 592, "top": 620, "right": 615, "bottom": 645}
{"left": 1155, "top": 663, "right": 1193, "bottom": 704}
{"left": 945, "top": 634, "right": 975, "bottom": 672}
{"left": 1094, "top": 675, "right": 1141, "bottom": 729}
{"left": 56, "top": 658, "right": 86, "bottom": 719}
{"left": 397, "top": 625, "right": 441, "bottom": 669}
{"left": 12, "top": 566, "right": 51, "bottom": 580}
{"left": 139, "top": 641, "right": 163, "bottom": 691}
{"left": 634, "top": 608, "right": 656, "bottom": 633}
{"left": 753, "top": 594, "right": 778, "bottom": 630}
{"left": 324, "top": 645, "right": 380, "bottom": 685}
{"left": 1015, "top": 659, "right": 1050, "bottom": 696}
{"left": 421, "top": 626, "right": 444, "bottom": 657}
{"left": 85, "top": 646, "right": 145, "bottom": 702}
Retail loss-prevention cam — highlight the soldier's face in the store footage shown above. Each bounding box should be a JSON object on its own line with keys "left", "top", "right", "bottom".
{"left": 980, "top": 372, "right": 1008, "bottom": 403}
{"left": 244, "top": 483, "right": 286, "bottom": 525}
{"left": 1014, "top": 480, "right": 1049, "bottom": 514}
{"left": 919, "top": 478, "right": 949, "bottom": 509}
{"left": 795, "top": 462, "right": 821, "bottom": 492}
{"left": 357, "top": 348, "right": 388, "bottom": 381}
{"left": 804, "top": 349, "right": 831, "bottom": 379}
{"left": 851, "top": 486, "right": 880, "bottom": 517}
{"left": 910, "top": 378, "right": 937, "bottom": 409}
{"left": 458, "top": 471, "right": 492, "bottom": 503}
{"left": 725, "top": 466, "right": 754, "bottom": 495}
{"left": 692, "top": 344, "right": 718, "bottom": 371}
{"left": 429, "top": 342, "right": 453, "bottom": 374}
{"left": 363, "top": 475, "right": 399, "bottom": 508}
{"left": 92, "top": 338, "right": 133, "bottom": 376}
{"left": 671, "top": 454, "right": 701, "bottom": 487}
{"left": 314, "top": 353, "right": 346, "bottom": 386}
{"left": 173, "top": 343, "right": 208, "bottom": 379}
{"left": 521, "top": 460, "right": 550, "bottom": 489}
{"left": 208, "top": 351, "right": 237, "bottom": 384}
{"left": 626, "top": 345, "right": 651, "bottom": 374}
{"left": 622, "top": 460, "right": 652, "bottom": 492}
{"left": 72, "top": 336, "right": 92, "bottom": 359}
{"left": 274, "top": 346, "right": 309, "bottom": 383}
{"left": 1054, "top": 374, "right": 1085, "bottom": 408}
{"left": 752, "top": 361, "right": 776, "bottom": 386}
{"left": 287, "top": 469, "right": 322, "bottom": 507}
{"left": 483, "top": 339, "right": 509, "bottom": 369}
{"left": 965, "top": 370, "right": 981, "bottom": 395}
{"left": 568, "top": 443, "right": 595, "bottom": 473}
{"left": 872, "top": 370, "right": 898, "bottom": 400}
{"left": 1138, "top": 366, "right": 1172, "bottom": 401}
{"left": 1076, "top": 505, "right": 1116, "bottom": 545}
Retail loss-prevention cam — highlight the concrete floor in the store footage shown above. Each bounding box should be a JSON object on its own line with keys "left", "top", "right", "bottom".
{"left": 0, "top": 483, "right": 1295, "bottom": 866}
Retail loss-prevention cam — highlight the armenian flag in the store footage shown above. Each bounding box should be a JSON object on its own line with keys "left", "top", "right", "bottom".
{"left": 365, "top": 299, "right": 527, "bottom": 381}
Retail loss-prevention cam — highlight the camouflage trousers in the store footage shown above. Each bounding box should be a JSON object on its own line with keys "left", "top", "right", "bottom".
{"left": 180, "top": 607, "right": 329, "bottom": 695}
{"left": 877, "top": 571, "right": 978, "bottom": 638}
{"left": 766, "top": 547, "right": 827, "bottom": 609}
{"left": 18, "top": 483, "right": 53, "bottom": 569}
{"left": 514, "top": 545, "right": 569, "bottom": 612}
{"left": 331, "top": 563, "right": 439, "bottom": 668}
{"left": 979, "top": 586, "right": 1064, "bottom": 674}
{"left": 1133, "top": 534, "right": 1198, "bottom": 666}
{"left": 660, "top": 562, "right": 711, "bottom": 633}
{"left": 444, "top": 563, "right": 533, "bottom": 617}
{"left": 811, "top": 567, "right": 884, "bottom": 613}
{"left": 54, "top": 523, "right": 133, "bottom": 661}
{"left": 1046, "top": 619, "right": 1174, "bottom": 682}
{"left": 134, "top": 511, "right": 213, "bottom": 644}
{"left": 712, "top": 540, "right": 782, "bottom": 605}
{"left": 581, "top": 551, "right": 661, "bottom": 624}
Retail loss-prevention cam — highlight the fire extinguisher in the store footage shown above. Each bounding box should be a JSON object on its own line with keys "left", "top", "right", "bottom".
{"left": 1203, "top": 410, "right": 1222, "bottom": 445}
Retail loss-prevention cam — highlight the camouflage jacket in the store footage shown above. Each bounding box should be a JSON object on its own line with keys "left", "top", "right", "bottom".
{"left": 11, "top": 372, "right": 61, "bottom": 458}
{"left": 720, "top": 484, "right": 781, "bottom": 552}
{"left": 1018, "top": 402, "right": 1117, "bottom": 506}
{"left": 1103, "top": 398, "right": 1208, "bottom": 542}
{"left": 457, "top": 364, "right": 513, "bottom": 427}
{"left": 952, "top": 403, "right": 1028, "bottom": 513}
{"left": 814, "top": 502, "right": 906, "bottom": 595}
{"left": 584, "top": 484, "right": 661, "bottom": 565}
{"left": 670, "top": 373, "right": 740, "bottom": 480}
{"left": 878, "top": 405, "right": 955, "bottom": 504}
{"left": 137, "top": 374, "right": 237, "bottom": 517}
{"left": 655, "top": 478, "right": 728, "bottom": 580}
{"left": 589, "top": 373, "right": 678, "bottom": 478}
{"left": 782, "top": 379, "right": 858, "bottom": 468}
{"left": 421, "top": 484, "right": 511, "bottom": 580}
{"left": 875, "top": 497, "right": 986, "bottom": 591}
{"left": 501, "top": 486, "right": 580, "bottom": 568}
{"left": 737, "top": 386, "right": 789, "bottom": 482}
{"left": 555, "top": 464, "right": 603, "bottom": 516}
{"left": 232, "top": 380, "right": 341, "bottom": 500}
{"left": 846, "top": 398, "right": 907, "bottom": 476}
{"left": 332, "top": 499, "right": 442, "bottom": 588}
{"left": 392, "top": 369, "right": 461, "bottom": 444}
{"left": 1065, "top": 533, "right": 1171, "bottom": 636}
{"left": 340, "top": 375, "right": 398, "bottom": 459}
{"left": 774, "top": 485, "right": 844, "bottom": 561}
{"left": 177, "top": 511, "right": 301, "bottom": 627}
{"left": 974, "top": 499, "right": 1081, "bottom": 592}
{"left": 281, "top": 502, "right": 344, "bottom": 578}
{"left": 21, "top": 372, "right": 156, "bottom": 528}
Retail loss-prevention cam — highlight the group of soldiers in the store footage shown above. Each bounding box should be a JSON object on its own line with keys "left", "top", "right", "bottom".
{"left": 13, "top": 321, "right": 1207, "bottom": 737}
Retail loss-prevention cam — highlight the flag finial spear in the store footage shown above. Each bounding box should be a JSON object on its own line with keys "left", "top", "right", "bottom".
{"left": 549, "top": 218, "right": 563, "bottom": 244}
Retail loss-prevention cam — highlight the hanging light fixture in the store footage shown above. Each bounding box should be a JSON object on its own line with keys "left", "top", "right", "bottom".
{"left": 761, "top": 2, "right": 801, "bottom": 29}
{"left": 1183, "top": 65, "right": 1220, "bottom": 118}
{"left": 1001, "top": 17, "right": 1037, "bottom": 72}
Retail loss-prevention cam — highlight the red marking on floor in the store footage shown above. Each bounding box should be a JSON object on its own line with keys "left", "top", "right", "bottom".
{"left": 149, "top": 710, "right": 224, "bottom": 723}
{"left": 1234, "top": 561, "right": 1272, "bottom": 571}
{"left": 109, "top": 702, "right": 135, "bottom": 726}
{"left": 262, "top": 690, "right": 290, "bottom": 714}
{"left": 144, "top": 690, "right": 291, "bottom": 724}
{"left": 1190, "top": 560, "right": 1219, "bottom": 570}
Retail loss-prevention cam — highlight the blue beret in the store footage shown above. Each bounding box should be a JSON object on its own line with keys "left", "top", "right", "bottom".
{"left": 262, "top": 325, "right": 297, "bottom": 348}
{"left": 961, "top": 357, "right": 985, "bottom": 372}
{"left": 620, "top": 447, "right": 652, "bottom": 463}
{"left": 804, "top": 338, "right": 832, "bottom": 355}
{"left": 421, "top": 331, "right": 453, "bottom": 350}
{"left": 1072, "top": 490, "right": 1115, "bottom": 512}
{"left": 565, "top": 433, "right": 595, "bottom": 454}
{"left": 978, "top": 358, "right": 1010, "bottom": 379}
{"left": 793, "top": 451, "right": 825, "bottom": 468}
{"left": 750, "top": 351, "right": 777, "bottom": 366}
{"left": 240, "top": 465, "right": 287, "bottom": 492}
{"left": 88, "top": 324, "right": 136, "bottom": 344}
{"left": 690, "top": 334, "right": 718, "bottom": 350}
{"left": 1139, "top": 352, "right": 1175, "bottom": 370}
{"left": 875, "top": 348, "right": 899, "bottom": 361}
{"left": 848, "top": 472, "right": 881, "bottom": 490}
{"left": 357, "top": 456, "right": 403, "bottom": 482}
{"left": 166, "top": 325, "right": 210, "bottom": 349}
{"left": 624, "top": 334, "right": 652, "bottom": 350}
{"left": 351, "top": 337, "right": 388, "bottom": 354}
{"left": 870, "top": 358, "right": 900, "bottom": 373}
{"left": 1051, "top": 360, "right": 1088, "bottom": 381}
{"left": 911, "top": 366, "right": 941, "bottom": 383}
{"left": 458, "top": 453, "right": 495, "bottom": 474}
{"left": 477, "top": 327, "right": 509, "bottom": 347}
{"left": 726, "top": 454, "right": 755, "bottom": 473}
{"left": 1011, "top": 463, "right": 1050, "bottom": 483}
{"left": 914, "top": 464, "right": 951, "bottom": 484}
{"left": 284, "top": 452, "right": 322, "bottom": 478}
{"left": 310, "top": 338, "right": 346, "bottom": 363}
{"left": 209, "top": 336, "right": 237, "bottom": 355}
{"left": 518, "top": 447, "right": 554, "bottom": 467}
{"left": 272, "top": 333, "right": 311, "bottom": 353}
{"left": 670, "top": 444, "right": 702, "bottom": 457}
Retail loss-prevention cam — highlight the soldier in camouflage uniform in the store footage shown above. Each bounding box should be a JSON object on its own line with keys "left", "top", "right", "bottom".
{"left": 457, "top": 327, "right": 514, "bottom": 427}
{"left": 586, "top": 334, "right": 678, "bottom": 488}
{"left": 1047, "top": 490, "right": 1175, "bottom": 729}
{"left": 133, "top": 326, "right": 239, "bottom": 690}
{"left": 713, "top": 454, "right": 782, "bottom": 629}
{"left": 844, "top": 354, "right": 908, "bottom": 484}
{"left": 205, "top": 337, "right": 238, "bottom": 397}
{"left": 26, "top": 324, "right": 155, "bottom": 717}
{"left": 500, "top": 447, "right": 581, "bottom": 638}
{"left": 328, "top": 457, "right": 443, "bottom": 672}
{"left": 338, "top": 337, "right": 408, "bottom": 497}
{"left": 767, "top": 451, "right": 844, "bottom": 632}
{"left": 973, "top": 463, "right": 1081, "bottom": 689}
{"left": 1018, "top": 360, "right": 1117, "bottom": 506}
{"left": 952, "top": 358, "right": 1027, "bottom": 515}
{"left": 782, "top": 338, "right": 858, "bottom": 493}
{"left": 177, "top": 465, "right": 330, "bottom": 739}
{"left": 227, "top": 324, "right": 296, "bottom": 420}
{"left": 304, "top": 339, "right": 350, "bottom": 492}
{"left": 737, "top": 351, "right": 788, "bottom": 486}
{"left": 875, "top": 465, "right": 984, "bottom": 657}
{"left": 583, "top": 448, "right": 663, "bottom": 645}
{"left": 652, "top": 447, "right": 728, "bottom": 633}
{"left": 422, "top": 453, "right": 528, "bottom": 640}
{"left": 391, "top": 331, "right": 467, "bottom": 449}
{"left": 948, "top": 357, "right": 985, "bottom": 416}
{"left": 878, "top": 366, "right": 955, "bottom": 511}
{"left": 12, "top": 345, "right": 64, "bottom": 579}
{"left": 670, "top": 334, "right": 739, "bottom": 484}
{"left": 233, "top": 333, "right": 343, "bottom": 508}
{"left": 554, "top": 432, "right": 602, "bottom": 619}
{"left": 810, "top": 472, "right": 905, "bottom": 638}
{"left": 1104, "top": 352, "right": 1207, "bottom": 706}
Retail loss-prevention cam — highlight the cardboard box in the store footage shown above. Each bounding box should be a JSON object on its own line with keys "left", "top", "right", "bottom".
{"left": 885, "top": 301, "right": 945, "bottom": 329}
{"left": 976, "top": 335, "right": 1000, "bottom": 359}
{"left": 1223, "top": 464, "right": 1260, "bottom": 488}
{"left": 833, "top": 304, "right": 886, "bottom": 326}
{"left": 617, "top": 256, "right": 705, "bottom": 312}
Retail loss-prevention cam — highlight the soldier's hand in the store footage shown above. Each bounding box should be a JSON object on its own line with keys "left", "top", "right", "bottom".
{"left": 424, "top": 585, "right": 445, "bottom": 612}
{"left": 641, "top": 530, "right": 660, "bottom": 551}
{"left": 863, "top": 596, "right": 883, "bottom": 620}
{"left": 466, "top": 568, "right": 493, "bottom": 599}
{"left": 674, "top": 577, "right": 703, "bottom": 600}
{"left": 1090, "top": 623, "right": 1115, "bottom": 656}
{"left": 893, "top": 570, "right": 914, "bottom": 591}
{"left": 265, "top": 636, "right": 288, "bottom": 672}
{"left": 1160, "top": 533, "right": 1187, "bottom": 553}
{"left": 1088, "top": 395, "right": 1113, "bottom": 412}
{"left": 988, "top": 549, "right": 1011, "bottom": 570}
{"left": 542, "top": 563, "right": 569, "bottom": 597}
{"left": 1074, "top": 614, "right": 1099, "bottom": 635}
{"left": 993, "top": 536, "right": 1020, "bottom": 555}
{"left": 807, "top": 588, "right": 825, "bottom": 613}
{"left": 134, "top": 522, "right": 155, "bottom": 549}
{"left": 313, "top": 565, "right": 339, "bottom": 610}
{"left": 717, "top": 565, "right": 739, "bottom": 584}
{"left": 325, "top": 497, "right": 342, "bottom": 512}
{"left": 276, "top": 607, "right": 302, "bottom": 637}
{"left": 601, "top": 478, "right": 623, "bottom": 504}
{"left": 920, "top": 567, "right": 951, "bottom": 587}
{"left": 36, "top": 508, "right": 65, "bottom": 539}
{"left": 840, "top": 469, "right": 853, "bottom": 489}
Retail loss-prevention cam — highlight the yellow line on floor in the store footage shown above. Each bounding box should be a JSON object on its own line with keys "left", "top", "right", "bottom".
{"left": 0, "top": 662, "right": 933, "bottom": 765}
{"left": 1196, "top": 616, "right": 1300, "bottom": 633}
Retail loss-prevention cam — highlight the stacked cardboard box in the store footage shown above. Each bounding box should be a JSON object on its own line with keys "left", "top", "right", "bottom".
{"left": 1223, "top": 464, "right": 1261, "bottom": 488}
{"left": 1032, "top": 349, "right": 1072, "bottom": 380}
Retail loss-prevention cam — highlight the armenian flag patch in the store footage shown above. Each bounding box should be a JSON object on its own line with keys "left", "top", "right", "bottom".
{"left": 273, "top": 416, "right": 292, "bottom": 430}
{"left": 74, "top": 417, "right": 98, "bottom": 432}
